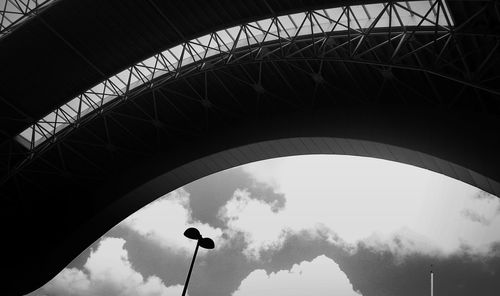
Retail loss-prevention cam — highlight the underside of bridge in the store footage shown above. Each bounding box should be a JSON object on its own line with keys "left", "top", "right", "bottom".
{"left": 1, "top": 0, "right": 500, "bottom": 294}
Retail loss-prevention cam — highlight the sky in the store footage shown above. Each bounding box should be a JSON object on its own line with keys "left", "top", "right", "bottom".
{"left": 28, "top": 155, "right": 500, "bottom": 296}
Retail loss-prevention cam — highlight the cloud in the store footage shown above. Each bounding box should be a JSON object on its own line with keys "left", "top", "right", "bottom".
{"left": 260, "top": 231, "right": 500, "bottom": 296}
{"left": 474, "top": 190, "right": 497, "bottom": 200}
{"left": 121, "top": 156, "right": 500, "bottom": 266}
{"left": 219, "top": 189, "right": 292, "bottom": 259}
{"left": 42, "top": 268, "right": 90, "bottom": 295}
{"left": 461, "top": 209, "right": 491, "bottom": 226}
{"left": 123, "top": 188, "right": 225, "bottom": 255}
{"left": 106, "top": 224, "right": 191, "bottom": 287}
{"left": 340, "top": 242, "right": 500, "bottom": 296}
{"left": 185, "top": 167, "right": 286, "bottom": 228}
{"left": 38, "top": 237, "right": 183, "bottom": 296}
{"left": 471, "top": 190, "right": 500, "bottom": 215}
{"left": 361, "top": 228, "right": 444, "bottom": 260}
{"left": 233, "top": 255, "right": 361, "bottom": 296}
{"left": 230, "top": 155, "right": 500, "bottom": 258}
{"left": 218, "top": 187, "right": 445, "bottom": 260}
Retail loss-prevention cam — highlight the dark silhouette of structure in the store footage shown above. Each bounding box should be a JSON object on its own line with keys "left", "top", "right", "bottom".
{"left": 182, "top": 227, "right": 215, "bottom": 296}
{"left": 0, "top": 0, "right": 499, "bottom": 294}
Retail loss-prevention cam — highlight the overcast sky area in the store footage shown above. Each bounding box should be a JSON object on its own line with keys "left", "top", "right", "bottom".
{"left": 28, "top": 155, "right": 500, "bottom": 296}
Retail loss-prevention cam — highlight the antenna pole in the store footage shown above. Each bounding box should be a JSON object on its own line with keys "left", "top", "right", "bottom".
{"left": 430, "top": 265, "right": 434, "bottom": 296}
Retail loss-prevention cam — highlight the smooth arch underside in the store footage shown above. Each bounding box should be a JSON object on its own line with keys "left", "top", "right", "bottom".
{"left": 0, "top": 1, "right": 499, "bottom": 295}
{"left": 6, "top": 100, "right": 500, "bottom": 295}
{"left": 3, "top": 57, "right": 500, "bottom": 296}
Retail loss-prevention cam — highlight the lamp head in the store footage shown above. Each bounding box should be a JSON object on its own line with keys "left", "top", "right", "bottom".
{"left": 199, "top": 237, "right": 215, "bottom": 249}
{"left": 184, "top": 227, "right": 202, "bottom": 240}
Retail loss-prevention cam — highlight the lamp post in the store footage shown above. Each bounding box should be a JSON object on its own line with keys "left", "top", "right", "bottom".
{"left": 182, "top": 227, "right": 215, "bottom": 296}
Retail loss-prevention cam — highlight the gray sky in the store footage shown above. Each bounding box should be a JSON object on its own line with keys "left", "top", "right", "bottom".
{"left": 28, "top": 155, "right": 500, "bottom": 296}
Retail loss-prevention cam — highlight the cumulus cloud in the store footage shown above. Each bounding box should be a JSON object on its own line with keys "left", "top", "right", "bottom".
{"left": 220, "top": 155, "right": 500, "bottom": 259}
{"left": 219, "top": 189, "right": 292, "bottom": 258}
{"left": 219, "top": 189, "right": 347, "bottom": 259}
{"left": 38, "top": 237, "right": 183, "bottom": 296}
{"left": 185, "top": 167, "right": 286, "bottom": 228}
{"left": 233, "top": 255, "right": 361, "bottom": 296}
{"left": 471, "top": 190, "right": 500, "bottom": 215}
{"left": 461, "top": 190, "right": 500, "bottom": 227}
{"left": 361, "top": 228, "right": 443, "bottom": 260}
{"left": 123, "top": 188, "right": 225, "bottom": 255}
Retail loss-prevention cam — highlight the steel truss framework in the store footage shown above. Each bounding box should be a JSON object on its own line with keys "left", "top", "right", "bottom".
{"left": 17, "top": 0, "right": 455, "bottom": 149}
{"left": 0, "top": 0, "right": 55, "bottom": 39}
{"left": 2, "top": 0, "right": 500, "bottom": 188}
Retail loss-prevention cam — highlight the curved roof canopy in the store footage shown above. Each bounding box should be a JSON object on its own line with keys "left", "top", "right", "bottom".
{"left": 0, "top": 0, "right": 499, "bottom": 295}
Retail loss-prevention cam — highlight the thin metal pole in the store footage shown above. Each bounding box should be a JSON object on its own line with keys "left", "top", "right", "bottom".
{"left": 182, "top": 240, "right": 200, "bottom": 296}
{"left": 430, "top": 266, "right": 434, "bottom": 296}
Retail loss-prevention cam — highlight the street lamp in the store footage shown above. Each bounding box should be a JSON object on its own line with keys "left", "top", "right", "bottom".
{"left": 181, "top": 227, "right": 215, "bottom": 296}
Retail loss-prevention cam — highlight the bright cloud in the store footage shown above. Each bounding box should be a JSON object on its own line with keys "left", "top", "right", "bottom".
{"left": 361, "top": 227, "right": 443, "bottom": 259}
{"left": 233, "top": 255, "right": 361, "bottom": 296}
{"left": 220, "top": 189, "right": 292, "bottom": 258}
{"left": 38, "top": 237, "right": 183, "bottom": 296}
{"left": 123, "top": 188, "right": 225, "bottom": 255}
{"left": 220, "top": 155, "right": 500, "bottom": 258}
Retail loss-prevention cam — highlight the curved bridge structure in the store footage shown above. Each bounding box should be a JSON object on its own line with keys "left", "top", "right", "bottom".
{"left": 0, "top": 0, "right": 499, "bottom": 294}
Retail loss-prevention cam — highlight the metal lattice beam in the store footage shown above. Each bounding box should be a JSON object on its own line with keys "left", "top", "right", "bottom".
{"left": 0, "top": 0, "right": 56, "bottom": 38}
{"left": 17, "top": 0, "right": 458, "bottom": 149}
